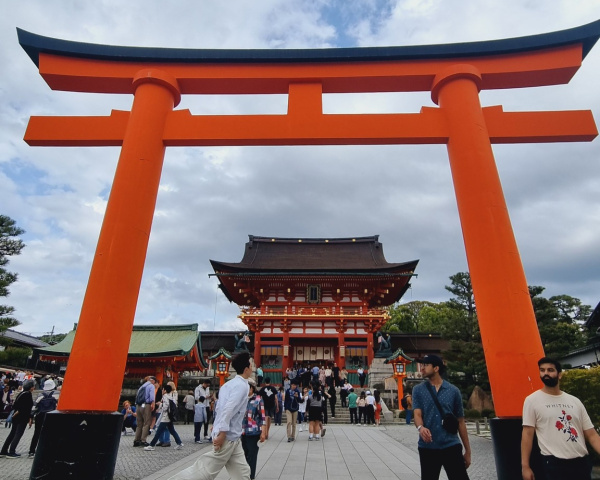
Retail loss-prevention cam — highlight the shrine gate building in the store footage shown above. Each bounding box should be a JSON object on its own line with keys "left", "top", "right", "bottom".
{"left": 211, "top": 235, "right": 418, "bottom": 385}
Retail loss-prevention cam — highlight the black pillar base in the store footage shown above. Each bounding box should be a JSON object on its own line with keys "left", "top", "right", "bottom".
{"left": 30, "top": 411, "right": 123, "bottom": 480}
{"left": 490, "top": 417, "right": 545, "bottom": 480}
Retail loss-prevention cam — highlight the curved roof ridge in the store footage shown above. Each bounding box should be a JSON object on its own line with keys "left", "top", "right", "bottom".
{"left": 18, "top": 19, "right": 600, "bottom": 68}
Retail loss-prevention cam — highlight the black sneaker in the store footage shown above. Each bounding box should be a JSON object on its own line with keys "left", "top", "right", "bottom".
{"left": 28, "top": 453, "right": 35, "bottom": 459}
{"left": 133, "top": 441, "right": 141, "bottom": 447}
{"left": 7, "top": 452, "right": 21, "bottom": 458}
{"left": 141, "top": 442, "right": 150, "bottom": 447}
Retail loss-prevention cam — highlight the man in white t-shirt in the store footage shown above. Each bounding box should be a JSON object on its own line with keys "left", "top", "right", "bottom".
{"left": 521, "top": 357, "right": 600, "bottom": 480}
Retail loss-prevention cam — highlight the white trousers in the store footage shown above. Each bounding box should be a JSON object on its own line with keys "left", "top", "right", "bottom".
{"left": 168, "top": 438, "right": 250, "bottom": 480}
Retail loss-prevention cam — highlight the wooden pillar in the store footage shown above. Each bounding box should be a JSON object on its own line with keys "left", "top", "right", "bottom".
{"left": 282, "top": 329, "right": 290, "bottom": 372}
{"left": 432, "top": 65, "right": 545, "bottom": 417}
{"left": 254, "top": 329, "right": 262, "bottom": 368}
{"left": 57, "top": 70, "right": 180, "bottom": 412}
{"left": 337, "top": 328, "right": 345, "bottom": 368}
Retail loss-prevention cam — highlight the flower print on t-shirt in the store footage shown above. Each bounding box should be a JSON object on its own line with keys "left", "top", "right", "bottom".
{"left": 555, "top": 409, "right": 579, "bottom": 442}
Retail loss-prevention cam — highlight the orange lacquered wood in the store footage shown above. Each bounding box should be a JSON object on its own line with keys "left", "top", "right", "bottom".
{"left": 435, "top": 69, "right": 545, "bottom": 417}
{"left": 57, "top": 76, "right": 178, "bottom": 411}
{"left": 37, "top": 44, "right": 583, "bottom": 95}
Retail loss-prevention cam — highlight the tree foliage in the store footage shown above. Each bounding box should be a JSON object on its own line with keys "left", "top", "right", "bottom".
{"left": 385, "top": 300, "right": 452, "bottom": 333}
{"left": 560, "top": 367, "right": 600, "bottom": 435}
{"left": 384, "top": 271, "right": 592, "bottom": 400}
{"left": 38, "top": 333, "right": 68, "bottom": 345}
{"left": 441, "top": 272, "right": 489, "bottom": 395}
{"left": 0, "top": 215, "right": 25, "bottom": 335}
{"left": 529, "top": 286, "right": 590, "bottom": 359}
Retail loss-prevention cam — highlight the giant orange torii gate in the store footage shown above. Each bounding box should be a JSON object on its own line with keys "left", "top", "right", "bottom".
{"left": 17, "top": 20, "right": 600, "bottom": 479}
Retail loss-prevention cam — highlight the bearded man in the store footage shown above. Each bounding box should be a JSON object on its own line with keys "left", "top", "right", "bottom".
{"left": 521, "top": 357, "right": 600, "bottom": 480}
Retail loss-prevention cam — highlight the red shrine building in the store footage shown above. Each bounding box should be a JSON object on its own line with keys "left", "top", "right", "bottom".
{"left": 211, "top": 235, "right": 418, "bottom": 385}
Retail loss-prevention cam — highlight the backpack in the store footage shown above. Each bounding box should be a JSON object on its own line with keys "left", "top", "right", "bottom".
{"left": 135, "top": 385, "right": 146, "bottom": 405}
{"left": 401, "top": 396, "right": 408, "bottom": 409}
{"left": 168, "top": 398, "right": 179, "bottom": 422}
{"left": 37, "top": 391, "right": 58, "bottom": 414}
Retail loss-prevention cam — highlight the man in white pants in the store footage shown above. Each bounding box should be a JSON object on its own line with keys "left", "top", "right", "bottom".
{"left": 168, "top": 352, "right": 252, "bottom": 480}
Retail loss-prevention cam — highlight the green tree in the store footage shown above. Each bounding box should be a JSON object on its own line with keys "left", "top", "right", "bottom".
{"left": 38, "top": 332, "right": 68, "bottom": 345}
{"left": 385, "top": 300, "right": 449, "bottom": 333}
{"left": 442, "top": 272, "right": 489, "bottom": 394}
{"left": 529, "top": 287, "right": 589, "bottom": 358}
{"left": 0, "top": 215, "right": 25, "bottom": 336}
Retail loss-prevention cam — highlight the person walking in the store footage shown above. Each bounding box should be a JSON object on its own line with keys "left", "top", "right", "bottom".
{"left": 402, "top": 394, "right": 413, "bottom": 425}
{"left": 183, "top": 390, "right": 195, "bottom": 425}
{"left": 365, "top": 390, "right": 375, "bottom": 425}
{"left": 134, "top": 376, "right": 157, "bottom": 447}
{"left": 413, "top": 355, "right": 471, "bottom": 480}
{"left": 328, "top": 384, "right": 337, "bottom": 419}
{"left": 357, "top": 391, "right": 367, "bottom": 425}
{"left": 194, "top": 379, "right": 213, "bottom": 442}
{"left": 144, "top": 384, "right": 184, "bottom": 451}
{"left": 307, "top": 386, "right": 323, "bottom": 441}
{"left": 194, "top": 396, "right": 208, "bottom": 443}
{"left": 284, "top": 380, "right": 301, "bottom": 442}
{"left": 357, "top": 366, "right": 366, "bottom": 388}
{"left": 0, "top": 379, "right": 35, "bottom": 458}
{"left": 274, "top": 387, "right": 284, "bottom": 426}
{"left": 373, "top": 390, "right": 382, "bottom": 426}
{"left": 521, "top": 357, "right": 600, "bottom": 480}
{"left": 167, "top": 352, "right": 253, "bottom": 480}
{"left": 257, "top": 377, "right": 278, "bottom": 440}
{"left": 348, "top": 388, "right": 358, "bottom": 424}
{"left": 255, "top": 366, "right": 263, "bottom": 387}
{"left": 28, "top": 379, "right": 59, "bottom": 458}
{"left": 298, "top": 387, "right": 308, "bottom": 432}
{"left": 241, "top": 382, "right": 266, "bottom": 480}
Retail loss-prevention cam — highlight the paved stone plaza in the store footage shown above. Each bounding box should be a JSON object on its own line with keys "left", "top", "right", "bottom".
{"left": 0, "top": 421, "right": 497, "bottom": 480}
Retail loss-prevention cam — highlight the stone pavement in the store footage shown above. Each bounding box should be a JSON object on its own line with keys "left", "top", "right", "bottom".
{"left": 0, "top": 421, "right": 497, "bottom": 480}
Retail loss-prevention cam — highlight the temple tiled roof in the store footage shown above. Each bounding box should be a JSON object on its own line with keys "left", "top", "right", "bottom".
{"left": 35, "top": 324, "right": 206, "bottom": 363}
{"left": 211, "top": 235, "right": 418, "bottom": 274}
{"left": 1, "top": 329, "right": 49, "bottom": 349}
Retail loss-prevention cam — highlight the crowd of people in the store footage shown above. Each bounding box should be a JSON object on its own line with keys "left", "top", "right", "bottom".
{"left": 0, "top": 370, "right": 61, "bottom": 459}
{"left": 4, "top": 353, "right": 600, "bottom": 480}
{"left": 146, "top": 357, "right": 389, "bottom": 480}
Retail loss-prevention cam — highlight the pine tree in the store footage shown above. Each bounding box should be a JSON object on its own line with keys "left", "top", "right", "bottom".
{"left": 0, "top": 215, "right": 25, "bottom": 334}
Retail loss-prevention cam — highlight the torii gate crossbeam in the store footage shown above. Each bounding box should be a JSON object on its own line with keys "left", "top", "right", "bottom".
{"left": 17, "top": 20, "right": 600, "bottom": 480}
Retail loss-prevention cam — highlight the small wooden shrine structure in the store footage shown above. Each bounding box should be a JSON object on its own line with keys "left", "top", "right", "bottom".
{"left": 211, "top": 235, "right": 418, "bottom": 385}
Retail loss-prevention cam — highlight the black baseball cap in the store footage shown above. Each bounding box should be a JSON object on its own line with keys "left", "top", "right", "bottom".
{"left": 419, "top": 355, "right": 444, "bottom": 368}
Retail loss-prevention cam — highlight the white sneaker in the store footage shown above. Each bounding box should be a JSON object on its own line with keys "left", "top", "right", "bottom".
{"left": 175, "top": 444, "right": 184, "bottom": 450}
{"left": 144, "top": 446, "right": 155, "bottom": 451}
{"left": 299, "top": 426, "right": 303, "bottom": 432}
{"left": 195, "top": 440, "right": 204, "bottom": 444}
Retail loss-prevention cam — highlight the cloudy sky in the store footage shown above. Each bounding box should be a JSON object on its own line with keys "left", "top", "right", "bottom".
{"left": 2, "top": 1, "right": 600, "bottom": 338}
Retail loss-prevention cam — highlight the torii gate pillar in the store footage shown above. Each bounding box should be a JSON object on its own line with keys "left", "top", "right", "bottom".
{"left": 17, "top": 21, "right": 600, "bottom": 480}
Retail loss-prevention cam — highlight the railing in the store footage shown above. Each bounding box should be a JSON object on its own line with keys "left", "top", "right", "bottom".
{"left": 240, "top": 306, "right": 385, "bottom": 317}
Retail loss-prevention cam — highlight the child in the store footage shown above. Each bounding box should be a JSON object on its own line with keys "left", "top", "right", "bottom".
{"left": 194, "top": 396, "right": 207, "bottom": 443}
{"left": 298, "top": 387, "right": 308, "bottom": 432}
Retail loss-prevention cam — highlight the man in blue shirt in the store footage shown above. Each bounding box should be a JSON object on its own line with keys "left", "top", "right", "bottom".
{"left": 413, "top": 355, "right": 471, "bottom": 480}
{"left": 133, "top": 376, "right": 157, "bottom": 447}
